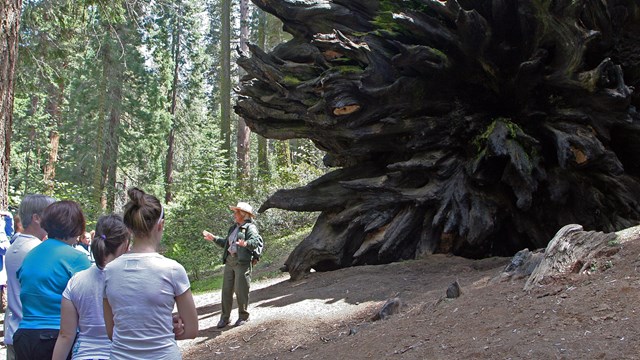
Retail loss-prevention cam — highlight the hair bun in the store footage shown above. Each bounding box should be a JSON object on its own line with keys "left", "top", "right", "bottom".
{"left": 127, "top": 187, "right": 146, "bottom": 207}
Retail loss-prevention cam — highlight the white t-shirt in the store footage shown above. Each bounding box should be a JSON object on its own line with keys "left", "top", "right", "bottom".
{"left": 63, "top": 265, "right": 111, "bottom": 360}
{"left": 4, "top": 233, "right": 41, "bottom": 345}
{"left": 104, "top": 252, "right": 190, "bottom": 360}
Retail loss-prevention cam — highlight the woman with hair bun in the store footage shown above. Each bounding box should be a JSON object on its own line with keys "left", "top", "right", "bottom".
{"left": 103, "top": 187, "right": 198, "bottom": 359}
{"left": 52, "top": 214, "right": 131, "bottom": 360}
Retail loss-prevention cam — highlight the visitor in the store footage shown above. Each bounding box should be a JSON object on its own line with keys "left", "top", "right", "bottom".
{"left": 52, "top": 214, "right": 130, "bottom": 360}
{"left": 0, "top": 210, "right": 14, "bottom": 310}
{"left": 103, "top": 187, "right": 198, "bottom": 359}
{"left": 202, "top": 201, "right": 263, "bottom": 328}
{"left": 4, "top": 194, "right": 56, "bottom": 360}
{"left": 10, "top": 214, "right": 24, "bottom": 243}
{"left": 73, "top": 231, "right": 93, "bottom": 262}
{"left": 13, "top": 200, "right": 91, "bottom": 360}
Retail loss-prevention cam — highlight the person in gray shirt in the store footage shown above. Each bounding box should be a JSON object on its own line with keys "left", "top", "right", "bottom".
{"left": 4, "top": 194, "right": 55, "bottom": 360}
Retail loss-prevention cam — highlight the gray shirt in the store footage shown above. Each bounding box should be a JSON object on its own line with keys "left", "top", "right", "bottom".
{"left": 4, "top": 233, "right": 41, "bottom": 345}
{"left": 227, "top": 226, "right": 240, "bottom": 255}
{"left": 63, "top": 265, "right": 111, "bottom": 359}
{"left": 104, "top": 253, "right": 190, "bottom": 360}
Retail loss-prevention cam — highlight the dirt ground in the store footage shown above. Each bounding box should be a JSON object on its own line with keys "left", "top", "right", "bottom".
{"left": 1, "top": 232, "right": 638, "bottom": 359}
{"left": 180, "top": 235, "right": 640, "bottom": 360}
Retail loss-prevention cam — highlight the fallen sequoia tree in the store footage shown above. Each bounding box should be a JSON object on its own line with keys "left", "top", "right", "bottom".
{"left": 235, "top": 0, "right": 640, "bottom": 280}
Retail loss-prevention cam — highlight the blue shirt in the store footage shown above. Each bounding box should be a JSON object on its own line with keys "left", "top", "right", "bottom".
{"left": 0, "top": 213, "right": 13, "bottom": 271}
{"left": 17, "top": 238, "right": 91, "bottom": 329}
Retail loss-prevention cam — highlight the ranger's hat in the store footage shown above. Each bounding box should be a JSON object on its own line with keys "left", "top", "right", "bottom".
{"left": 229, "top": 201, "right": 255, "bottom": 217}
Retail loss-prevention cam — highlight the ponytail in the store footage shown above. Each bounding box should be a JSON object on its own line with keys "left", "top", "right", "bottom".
{"left": 92, "top": 214, "right": 130, "bottom": 269}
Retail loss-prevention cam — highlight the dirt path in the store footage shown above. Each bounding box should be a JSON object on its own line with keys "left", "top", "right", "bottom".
{"left": 180, "top": 255, "right": 511, "bottom": 359}
{"left": 3, "top": 237, "right": 638, "bottom": 359}
{"left": 180, "top": 239, "right": 640, "bottom": 360}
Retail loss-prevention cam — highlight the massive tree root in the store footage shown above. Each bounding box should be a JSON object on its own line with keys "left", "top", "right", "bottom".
{"left": 236, "top": 0, "right": 640, "bottom": 280}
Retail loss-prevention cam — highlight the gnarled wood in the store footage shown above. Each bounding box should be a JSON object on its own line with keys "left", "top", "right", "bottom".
{"left": 238, "top": 0, "right": 640, "bottom": 280}
{"left": 524, "top": 224, "right": 618, "bottom": 290}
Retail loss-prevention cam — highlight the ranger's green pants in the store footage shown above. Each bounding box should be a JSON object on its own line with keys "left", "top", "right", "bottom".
{"left": 220, "top": 254, "right": 252, "bottom": 321}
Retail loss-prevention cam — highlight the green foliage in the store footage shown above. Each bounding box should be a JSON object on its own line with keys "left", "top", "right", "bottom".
{"left": 191, "top": 274, "right": 224, "bottom": 294}
{"left": 371, "top": 0, "right": 432, "bottom": 36}
{"left": 9, "top": 0, "right": 323, "bottom": 284}
{"left": 189, "top": 225, "right": 312, "bottom": 294}
{"left": 255, "top": 226, "right": 312, "bottom": 268}
{"left": 163, "top": 158, "right": 324, "bottom": 279}
{"left": 334, "top": 65, "right": 365, "bottom": 75}
{"left": 162, "top": 186, "right": 239, "bottom": 280}
{"left": 473, "top": 117, "right": 527, "bottom": 151}
{"left": 282, "top": 75, "right": 302, "bottom": 86}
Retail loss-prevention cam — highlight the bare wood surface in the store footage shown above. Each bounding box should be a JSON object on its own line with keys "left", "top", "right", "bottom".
{"left": 524, "top": 225, "right": 618, "bottom": 291}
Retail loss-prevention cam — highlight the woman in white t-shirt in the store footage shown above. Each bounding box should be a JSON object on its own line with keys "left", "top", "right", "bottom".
{"left": 103, "top": 187, "right": 198, "bottom": 360}
{"left": 52, "top": 214, "right": 131, "bottom": 360}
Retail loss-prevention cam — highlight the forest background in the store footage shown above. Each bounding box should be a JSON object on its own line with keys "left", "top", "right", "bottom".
{"left": 0, "top": 0, "right": 323, "bottom": 282}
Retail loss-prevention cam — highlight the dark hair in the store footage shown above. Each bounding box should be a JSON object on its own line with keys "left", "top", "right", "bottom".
{"left": 41, "top": 200, "right": 86, "bottom": 240}
{"left": 92, "top": 214, "right": 130, "bottom": 269}
{"left": 123, "top": 187, "right": 162, "bottom": 237}
{"left": 19, "top": 194, "right": 56, "bottom": 229}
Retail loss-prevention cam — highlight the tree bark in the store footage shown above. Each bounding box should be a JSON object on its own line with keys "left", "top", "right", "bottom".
{"left": 105, "top": 74, "right": 122, "bottom": 213}
{"left": 524, "top": 224, "right": 637, "bottom": 291}
{"left": 43, "top": 79, "right": 64, "bottom": 195}
{"left": 256, "top": 9, "right": 270, "bottom": 178}
{"left": 238, "top": 0, "right": 640, "bottom": 280}
{"left": 99, "top": 25, "right": 125, "bottom": 212}
{"left": 42, "top": 129, "right": 59, "bottom": 193}
{"left": 0, "top": 0, "right": 21, "bottom": 210}
{"left": 166, "top": 2, "right": 182, "bottom": 204}
{"left": 236, "top": 0, "right": 252, "bottom": 182}
{"left": 220, "top": 0, "right": 232, "bottom": 167}
{"left": 92, "top": 61, "right": 107, "bottom": 210}
{"left": 207, "top": 1, "right": 222, "bottom": 134}
{"left": 275, "top": 140, "right": 291, "bottom": 169}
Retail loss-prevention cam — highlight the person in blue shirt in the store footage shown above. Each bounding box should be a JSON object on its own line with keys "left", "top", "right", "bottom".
{"left": 13, "top": 200, "right": 91, "bottom": 360}
{"left": 5, "top": 195, "right": 55, "bottom": 360}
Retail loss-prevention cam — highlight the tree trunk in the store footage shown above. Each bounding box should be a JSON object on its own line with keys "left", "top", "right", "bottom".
{"left": 256, "top": 9, "right": 270, "bottom": 178}
{"left": 0, "top": 0, "right": 21, "bottom": 209}
{"left": 166, "top": 3, "right": 182, "bottom": 204}
{"left": 275, "top": 140, "right": 291, "bottom": 169}
{"left": 105, "top": 79, "right": 122, "bottom": 213}
{"left": 236, "top": 0, "right": 252, "bottom": 182}
{"left": 24, "top": 122, "right": 36, "bottom": 194}
{"left": 42, "top": 130, "right": 59, "bottom": 193}
{"left": 207, "top": 2, "right": 222, "bottom": 130}
{"left": 237, "top": 0, "right": 640, "bottom": 280}
{"left": 100, "top": 26, "right": 125, "bottom": 212}
{"left": 236, "top": 112, "right": 251, "bottom": 181}
{"left": 92, "top": 63, "right": 107, "bottom": 210}
{"left": 220, "top": 0, "right": 232, "bottom": 167}
{"left": 524, "top": 224, "right": 638, "bottom": 291}
{"left": 257, "top": 133, "right": 269, "bottom": 178}
{"left": 43, "top": 80, "right": 64, "bottom": 195}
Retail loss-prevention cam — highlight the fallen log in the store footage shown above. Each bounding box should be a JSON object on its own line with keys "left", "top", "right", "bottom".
{"left": 524, "top": 224, "right": 640, "bottom": 290}
{"left": 237, "top": 0, "right": 640, "bottom": 280}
